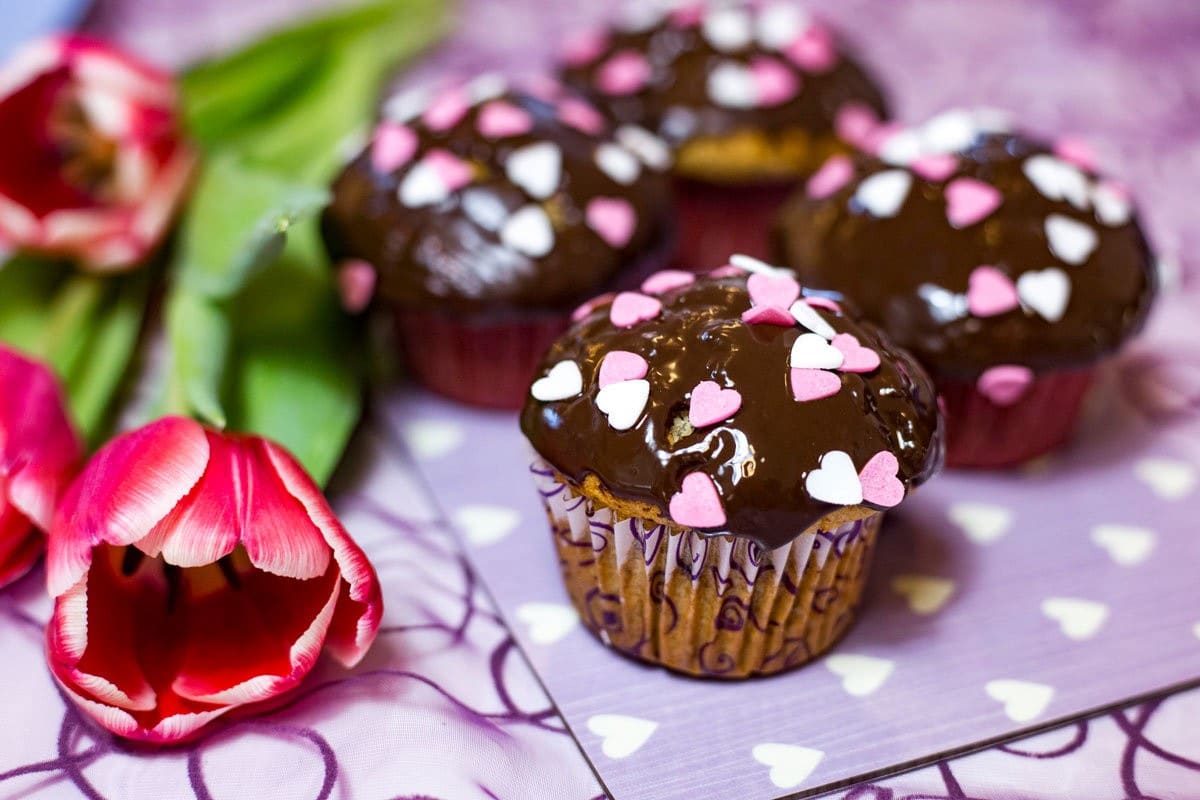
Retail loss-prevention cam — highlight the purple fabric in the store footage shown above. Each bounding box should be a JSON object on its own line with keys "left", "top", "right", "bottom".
{"left": 0, "top": 0, "right": 1189, "bottom": 799}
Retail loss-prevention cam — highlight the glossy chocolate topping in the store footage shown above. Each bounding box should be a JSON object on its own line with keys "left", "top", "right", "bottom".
{"left": 520, "top": 263, "right": 943, "bottom": 550}
{"left": 322, "top": 78, "right": 673, "bottom": 314}
{"left": 556, "top": 1, "right": 888, "bottom": 151}
{"left": 774, "top": 111, "right": 1158, "bottom": 379}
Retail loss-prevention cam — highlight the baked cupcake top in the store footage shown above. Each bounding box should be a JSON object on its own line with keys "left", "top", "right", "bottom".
{"left": 774, "top": 109, "right": 1158, "bottom": 385}
{"left": 520, "top": 257, "right": 943, "bottom": 550}
{"left": 322, "top": 76, "right": 674, "bottom": 314}
{"left": 556, "top": 1, "right": 887, "bottom": 152}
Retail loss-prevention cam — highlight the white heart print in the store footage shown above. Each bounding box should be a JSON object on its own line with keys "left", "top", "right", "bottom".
{"left": 751, "top": 743, "right": 825, "bottom": 789}
{"left": 1017, "top": 268, "right": 1071, "bottom": 322}
{"left": 985, "top": 679, "right": 1055, "bottom": 723}
{"left": 515, "top": 602, "right": 579, "bottom": 645}
{"left": 596, "top": 379, "right": 650, "bottom": 430}
{"left": 855, "top": 170, "right": 912, "bottom": 217}
{"left": 891, "top": 574, "right": 955, "bottom": 615}
{"left": 790, "top": 333, "right": 844, "bottom": 369}
{"left": 530, "top": 360, "right": 583, "bottom": 401}
{"left": 1023, "top": 155, "right": 1090, "bottom": 209}
{"left": 505, "top": 142, "right": 562, "bottom": 199}
{"left": 948, "top": 502, "right": 1013, "bottom": 545}
{"left": 587, "top": 714, "right": 658, "bottom": 759}
{"left": 805, "top": 450, "right": 863, "bottom": 505}
{"left": 1091, "top": 524, "right": 1156, "bottom": 566}
{"left": 1041, "top": 597, "right": 1109, "bottom": 641}
{"left": 1134, "top": 458, "right": 1196, "bottom": 500}
{"left": 501, "top": 204, "right": 555, "bottom": 257}
{"left": 453, "top": 505, "right": 520, "bottom": 546}
{"left": 824, "top": 654, "right": 895, "bottom": 697}
{"left": 1044, "top": 214, "right": 1098, "bottom": 265}
{"left": 403, "top": 419, "right": 465, "bottom": 460}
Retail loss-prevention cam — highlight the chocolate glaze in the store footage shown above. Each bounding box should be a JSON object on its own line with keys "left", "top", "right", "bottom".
{"left": 557, "top": 2, "right": 887, "bottom": 152}
{"left": 322, "top": 81, "right": 673, "bottom": 314}
{"left": 774, "top": 124, "right": 1158, "bottom": 379}
{"left": 520, "top": 269, "right": 943, "bottom": 550}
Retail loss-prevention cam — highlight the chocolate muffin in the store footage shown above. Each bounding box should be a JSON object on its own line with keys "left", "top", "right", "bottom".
{"left": 774, "top": 109, "right": 1158, "bottom": 467}
{"left": 558, "top": 0, "right": 889, "bottom": 270}
{"left": 520, "top": 257, "right": 943, "bottom": 678}
{"left": 322, "top": 75, "right": 674, "bottom": 408}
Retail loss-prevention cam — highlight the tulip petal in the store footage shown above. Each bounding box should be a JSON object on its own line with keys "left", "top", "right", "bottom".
{"left": 0, "top": 500, "right": 43, "bottom": 589}
{"left": 47, "top": 416, "right": 208, "bottom": 596}
{"left": 49, "top": 672, "right": 230, "bottom": 745}
{"left": 263, "top": 442, "right": 383, "bottom": 666}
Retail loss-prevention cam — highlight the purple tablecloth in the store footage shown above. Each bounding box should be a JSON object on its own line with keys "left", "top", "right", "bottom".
{"left": 0, "top": 0, "right": 1195, "bottom": 798}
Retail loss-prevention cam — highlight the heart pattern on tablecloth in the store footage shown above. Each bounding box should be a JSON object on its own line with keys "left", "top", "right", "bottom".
{"left": 891, "top": 574, "right": 955, "bottom": 615}
{"left": 516, "top": 602, "right": 579, "bottom": 645}
{"left": 1041, "top": 597, "right": 1109, "bottom": 641}
{"left": 825, "top": 654, "right": 895, "bottom": 697}
{"left": 751, "top": 743, "right": 825, "bottom": 789}
{"left": 587, "top": 714, "right": 659, "bottom": 759}
{"left": 985, "top": 679, "right": 1055, "bottom": 723}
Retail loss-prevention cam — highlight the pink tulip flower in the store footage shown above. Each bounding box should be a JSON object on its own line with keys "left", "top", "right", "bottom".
{"left": 0, "top": 345, "right": 81, "bottom": 588}
{"left": 0, "top": 36, "right": 196, "bottom": 271}
{"left": 45, "top": 417, "right": 383, "bottom": 744}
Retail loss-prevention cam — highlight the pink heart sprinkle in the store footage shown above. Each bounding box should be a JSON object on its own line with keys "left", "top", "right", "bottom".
{"left": 571, "top": 292, "right": 615, "bottom": 322}
{"left": 910, "top": 153, "right": 958, "bottom": 182}
{"left": 945, "top": 178, "right": 1003, "bottom": 228}
{"left": 477, "top": 101, "right": 533, "bottom": 138}
{"left": 689, "top": 380, "right": 742, "bottom": 428}
{"left": 609, "top": 291, "right": 662, "bottom": 328}
{"left": 791, "top": 368, "right": 842, "bottom": 402}
{"left": 784, "top": 25, "right": 837, "bottom": 73}
{"left": 741, "top": 305, "right": 796, "bottom": 326}
{"left": 669, "top": 472, "right": 726, "bottom": 529}
{"left": 709, "top": 264, "right": 746, "bottom": 278}
{"left": 747, "top": 272, "right": 801, "bottom": 310}
{"left": 1054, "top": 135, "right": 1098, "bottom": 172}
{"left": 336, "top": 259, "right": 376, "bottom": 313}
{"left": 668, "top": 2, "right": 705, "bottom": 27}
{"left": 558, "top": 97, "right": 606, "bottom": 135}
{"left": 370, "top": 122, "right": 418, "bottom": 173}
{"left": 422, "top": 87, "right": 471, "bottom": 131}
{"left": 596, "top": 50, "right": 651, "bottom": 95}
{"left": 967, "top": 265, "right": 1020, "bottom": 318}
{"left": 862, "top": 122, "right": 906, "bottom": 156}
{"left": 641, "top": 269, "right": 695, "bottom": 295}
{"left": 423, "top": 149, "right": 474, "bottom": 191}
{"left": 749, "top": 57, "right": 800, "bottom": 107}
{"left": 560, "top": 29, "right": 609, "bottom": 67}
{"left": 835, "top": 102, "right": 880, "bottom": 148}
{"left": 805, "top": 296, "right": 842, "bottom": 313}
{"left": 598, "top": 350, "right": 649, "bottom": 388}
{"left": 586, "top": 197, "right": 637, "bottom": 248}
{"left": 977, "top": 364, "right": 1034, "bottom": 407}
{"left": 859, "top": 450, "right": 904, "bottom": 507}
{"left": 831, "top": 333, "right": 881, "bottom": 373}
{"left": 806, "top": 155, "right": 854, "bottom": 199}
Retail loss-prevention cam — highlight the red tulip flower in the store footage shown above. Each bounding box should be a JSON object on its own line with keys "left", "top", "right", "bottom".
{"left": 0, "top": 36, "right": 195, "bottom": 271}
{"left": 45, "top": 417, "right": 383, "bottom": 743}
{"left": 0, "top": 346, "right": 81, "bottom": 588}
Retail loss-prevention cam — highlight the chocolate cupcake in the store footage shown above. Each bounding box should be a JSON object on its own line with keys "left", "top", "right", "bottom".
{"left": 520, "top": 257, "right": 942, "bottom": 678}
{"left": 322, "top": 76, "right": 674, "bottom": 408}
{"left": 774, "top": 109, "right": 1158, "bottom": 467}
{"left": 558, "top": 1, "right": 888, "bottom": 271}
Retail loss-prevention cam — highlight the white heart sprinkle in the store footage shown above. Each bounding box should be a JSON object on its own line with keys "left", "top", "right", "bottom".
{"left": 616, "top": 125, "right": 673, "bottom": 170}
{"left": 1041, "top": 597, "right": 1109, "bottom": 641}
{"left": 790, "top": 333, "right": 844, "bottom": 369}
{"left": 855, "top": 170, "right": 912, "bottom": 217}
{"left": 707, "top": 61, "right": 757, "bottom": 109}
{"left": 1023, "top": 155, "right": 1090, "bottom": 209}
{"left": 1090, "top": 524, "right": 1156, "bottom": 566}
{"left": 505, "top": 142, "right": 562, "bottom": 199}
{"left": 985, "top": 679, "right": 1054, "bottom": 723}
{"left": 1134, "top": 458, "right": 1197, "bottom": 500}
{"left": 383, "top": 86, "right": 431, "bottom": 122}
{"left": 587, "top": 714, "right": 658, "bottom": 759}
{"left": 516, "top": 602, "right": 579, "bottom": 645}
{"left": 460, "top": 188, "right": 508, "bottom": 231}
{"left": 1045, "top": 214, "right": 1098, "bottom": 265}
{"left": 399, "top": 161, "right": 450, "bottom": 207}
{"left": 756, "top": 3, "right": 811, "bottom": 49}
{"left": 467, "top": 72, "right": 508, "bottom": 102}
{"left": 1092, "top": 183, "right": 1132, "bottom": 226}
{"left": 730, "top": 253, "right": 792, "bottom": 275}
{"left": 595, "top": 143, "right": 641, "bottom": 185}
{"left": 805, "top": 450, "right": 863, "bottom": 505}
{"left": 501, "top": 204, "right": 555, "bottom": 257}
{"left": 752, "top": 743, "right": 825, "bottom": 789}
{"left": 1017, "top": 268, "right": 1071, "bottom": 322}
{"left": 530, "top": 360, "right": 583, "bottom": 401}
{"left": 703, "top": 6, "right": 753, "bottom": 51}
{"left": 824, "top": 654, "right": 895, "bottom": 697}
{"left": 789, "top": 300, "right": 836, "bottom": 339}
{"left": 596, "top": 379, "right": 650, "bottom": 431}
{"left": 920, "top": 109, "right": 979, "bottom": 154}
{"left": 891, "top": 574, "right": 955, "bottom": 615}
{"left": 453, "top": 505, "right": 520, "bottom": 546}
{"left": 403, "top": 420, "right": 465, "bottom": 460}
{"left": 948, "top": 502, "right": 1013, "bottom": 545}
{"left": 878, "top": 129, "right": 922, "bottom": 166}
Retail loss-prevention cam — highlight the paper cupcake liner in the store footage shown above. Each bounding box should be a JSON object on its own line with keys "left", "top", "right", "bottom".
{"left": 671, "top": 179, "right": 796, "bottom": 273}
{"left": 940, "top": 367, "right": 1095, "bottom": 469}
{"left": 530, "top": 460, "right": 882, "bottom": 679}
